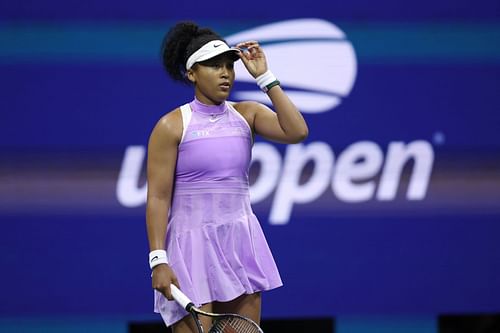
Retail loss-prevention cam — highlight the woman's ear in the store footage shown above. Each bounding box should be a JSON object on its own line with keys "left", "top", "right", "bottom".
{"left": 186, "top": 69, "right": 195, "bottom": 84}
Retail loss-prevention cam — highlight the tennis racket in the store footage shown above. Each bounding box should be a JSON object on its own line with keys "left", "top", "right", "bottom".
{"left": 170, "top": 284, "right": 264, "bottom": 333}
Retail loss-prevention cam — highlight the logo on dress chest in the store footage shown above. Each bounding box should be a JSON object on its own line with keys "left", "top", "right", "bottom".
{"left": 188, "top": 126, "right": 247, "bottom": 140}
{"left": 190, "top": 130, "right": 211, "bottom": 138}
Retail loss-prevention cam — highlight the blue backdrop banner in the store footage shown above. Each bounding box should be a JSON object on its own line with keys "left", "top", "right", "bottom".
{"left": 1, "top": 0, "right": 499, "bottom": 329}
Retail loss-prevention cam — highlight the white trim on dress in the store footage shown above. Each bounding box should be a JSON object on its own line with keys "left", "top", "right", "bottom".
{"left": 179, "top": 103, "right": 192, "bottom": 144}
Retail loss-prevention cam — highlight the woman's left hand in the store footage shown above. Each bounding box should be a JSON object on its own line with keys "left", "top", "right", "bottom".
{"left": 236, "top": 41, "right": 268, "bottom": 78}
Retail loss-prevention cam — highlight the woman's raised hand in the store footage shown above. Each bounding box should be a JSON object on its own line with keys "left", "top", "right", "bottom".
{"left": 236, "top": 41, "right": 268, "bottom": 78}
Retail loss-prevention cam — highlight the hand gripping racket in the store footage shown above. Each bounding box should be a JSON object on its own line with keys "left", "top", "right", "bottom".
{"left": 170, "top": 284, "right": 264, "bottom": 333}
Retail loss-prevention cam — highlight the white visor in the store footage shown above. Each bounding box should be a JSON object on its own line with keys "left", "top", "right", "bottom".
{"left": 185, "top": 40, "right": 240, "bottom": 70}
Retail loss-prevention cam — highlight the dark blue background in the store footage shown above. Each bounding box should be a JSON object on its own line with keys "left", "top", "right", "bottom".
{"left": 1, "top": 0, "right": 499, "bottom": 329}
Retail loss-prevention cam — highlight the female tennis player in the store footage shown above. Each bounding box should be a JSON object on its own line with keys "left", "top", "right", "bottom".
{"left": 146, "top": 21, "right": 308, "bottom": 332}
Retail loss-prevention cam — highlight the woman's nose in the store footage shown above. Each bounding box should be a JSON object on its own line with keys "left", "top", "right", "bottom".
{"left": 220, "top": 64, "right": 232, "bottom": 77}
{"left": 220, "top": 67, "right": 229, "bottom": 77}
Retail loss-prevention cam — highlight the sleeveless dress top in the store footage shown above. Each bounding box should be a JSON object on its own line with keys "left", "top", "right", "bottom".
{"left": 154, "top": 98, "right": 283, "bottom": 326}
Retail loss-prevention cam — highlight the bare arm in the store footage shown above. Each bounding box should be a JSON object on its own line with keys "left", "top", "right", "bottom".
{"left": 146, "top": 109, "right": 182, "bottom": 299}
{"left": 236, "top": 41, "right": 309, "bottom": 144}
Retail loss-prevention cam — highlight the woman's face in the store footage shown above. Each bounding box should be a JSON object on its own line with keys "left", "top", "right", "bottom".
{"left": 188, "top": 53, "right": 236, "bottom": 105}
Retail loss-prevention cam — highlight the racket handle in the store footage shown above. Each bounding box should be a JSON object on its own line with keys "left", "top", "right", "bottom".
{"left": 170, "top": 284, "right": 193, "bottom": 310}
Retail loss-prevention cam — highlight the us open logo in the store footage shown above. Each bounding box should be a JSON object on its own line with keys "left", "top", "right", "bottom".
{"left": 117, "top": 19, "right": 435, "bottom": 226}
{"left": 226, "top": 18, "right": 357, "bottom": 113}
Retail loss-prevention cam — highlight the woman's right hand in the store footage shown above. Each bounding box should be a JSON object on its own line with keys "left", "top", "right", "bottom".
{"left": 152, "top": 264, "right": 179, "bottom": 300}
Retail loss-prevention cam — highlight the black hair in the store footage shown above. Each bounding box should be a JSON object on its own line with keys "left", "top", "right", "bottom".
{"left": 161, "top": 21, "right": 224, "bottom": 83}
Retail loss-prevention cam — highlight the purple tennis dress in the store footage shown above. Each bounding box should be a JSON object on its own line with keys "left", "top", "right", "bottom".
{"left": 154, "top": 98, "right": 283, "bottom": 326}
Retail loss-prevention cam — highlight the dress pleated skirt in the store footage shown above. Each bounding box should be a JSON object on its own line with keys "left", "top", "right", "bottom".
{"left": 154, "top": 179, "right": 282, "bottom": 326}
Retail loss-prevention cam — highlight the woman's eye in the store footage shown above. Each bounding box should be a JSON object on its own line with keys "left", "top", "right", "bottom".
{"left": 209, "top": 62, "right": 233, "bottom": 70}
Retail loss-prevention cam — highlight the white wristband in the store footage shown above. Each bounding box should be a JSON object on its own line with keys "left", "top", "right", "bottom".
{"left": 255, "top": 70, "right": 277, "bottom": 91}
{"left": 149, "top": 249, "right": 169, "bottom": 269}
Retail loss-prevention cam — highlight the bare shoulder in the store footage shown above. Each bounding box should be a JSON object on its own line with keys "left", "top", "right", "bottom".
{"left": 150, "top": 107, "right": 183, "bottom": 145}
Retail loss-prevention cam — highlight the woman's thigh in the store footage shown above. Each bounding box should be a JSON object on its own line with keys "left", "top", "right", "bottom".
{"left": 213, "top": 292, "right": 262, "bottom": 324}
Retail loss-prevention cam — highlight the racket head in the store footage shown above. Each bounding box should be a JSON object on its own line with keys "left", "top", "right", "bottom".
{"left": 170, "top": 284, "right": 263, "bottom": 333}
{"left": 207, "top": 313, "right": 264, "bottom": 333}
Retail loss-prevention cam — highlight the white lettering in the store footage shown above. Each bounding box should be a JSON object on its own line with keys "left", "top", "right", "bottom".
{"left": 377, "top": 141, "right": 434, "bottom": 200}
{"left": 116, "top": 145, "right": 147, "bottom": 207}
{"left": 332, "top": 141, "right": 383, "bottom": 202}
{"left": 270, "top": 142, "right": 333, "bottom": 225}
{"left": 116, "top": 140, "right": 435, "bottom": 224}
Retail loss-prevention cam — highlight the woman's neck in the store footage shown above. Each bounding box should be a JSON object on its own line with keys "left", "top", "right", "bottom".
{"left": 191, "top": 96, "right": 226, "bottom": 115}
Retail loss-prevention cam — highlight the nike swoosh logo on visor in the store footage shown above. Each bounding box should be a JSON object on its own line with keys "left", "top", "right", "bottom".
{"left": 213, "top": 43, "right": 223, "bottom": 48}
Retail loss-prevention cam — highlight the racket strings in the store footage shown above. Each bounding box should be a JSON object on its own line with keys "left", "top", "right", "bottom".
{"left": 209, "top": 316, "right": 262, "bottom": 333}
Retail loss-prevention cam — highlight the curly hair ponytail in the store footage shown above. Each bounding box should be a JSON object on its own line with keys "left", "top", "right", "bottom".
{"left": 161, "top": 21, "right": 224, "bottom": 83}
